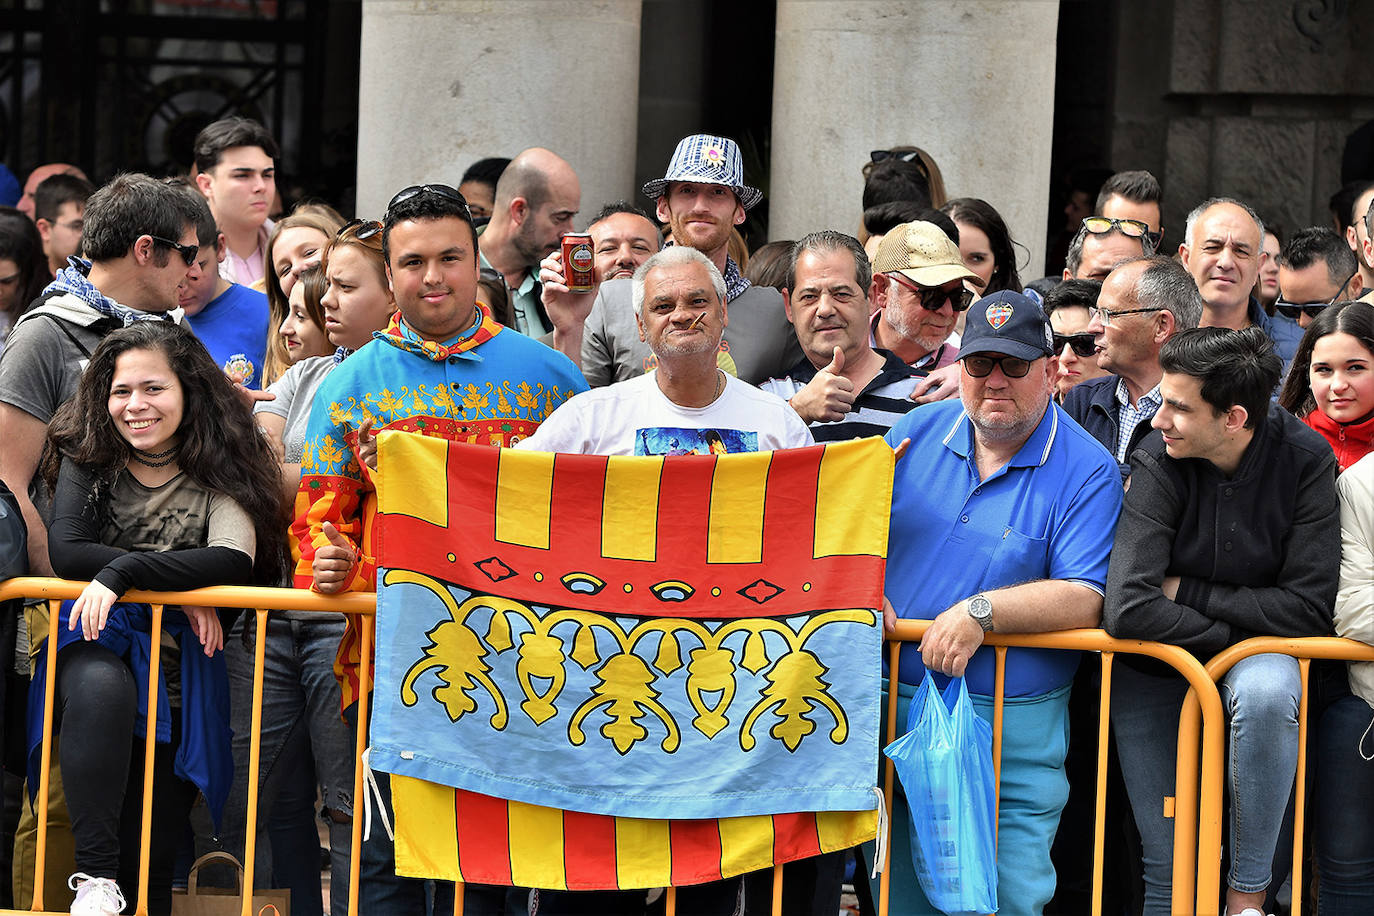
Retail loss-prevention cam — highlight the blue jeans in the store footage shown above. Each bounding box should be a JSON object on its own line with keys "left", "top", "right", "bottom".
{"left": 1314, "top": 693, "right": 1374, "bottom": 915}
{"left": 1112, "top": 655, "right": 1300, "bottom": 915}
{"left": 218, "top": 615, "right": 355, "bottom": 916}
{"left": 863, "top": 680, "right": 1071, "bottom": 916}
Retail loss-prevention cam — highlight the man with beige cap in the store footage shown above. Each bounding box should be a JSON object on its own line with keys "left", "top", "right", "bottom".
{"left": 868, "top": 220, "right": 985, "bottom": 371}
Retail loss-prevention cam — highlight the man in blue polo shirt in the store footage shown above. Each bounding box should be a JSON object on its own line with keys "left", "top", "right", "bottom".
{"left": 873, "top": 290, "right": 1124, "bottom": 916}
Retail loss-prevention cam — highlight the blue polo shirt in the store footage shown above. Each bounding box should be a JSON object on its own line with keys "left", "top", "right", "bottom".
{"left": 883, "top": 399, "right": 1123, "bottom": 697}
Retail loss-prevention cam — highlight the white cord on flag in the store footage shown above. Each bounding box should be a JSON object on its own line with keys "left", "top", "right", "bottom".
{"left": 360, "top": 747, "right": 395, "bottom": 841}
{"left": 870, "top": 785, "right": 889, "bottom": 879}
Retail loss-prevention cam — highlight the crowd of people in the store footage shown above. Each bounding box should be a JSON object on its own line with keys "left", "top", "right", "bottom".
{"left": 0, "top": 117, "right": 1373, "bottom": 916}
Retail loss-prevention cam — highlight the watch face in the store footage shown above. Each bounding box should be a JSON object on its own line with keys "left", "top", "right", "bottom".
{"left": 971, "top": 596, "right": 991, "bottom": 617}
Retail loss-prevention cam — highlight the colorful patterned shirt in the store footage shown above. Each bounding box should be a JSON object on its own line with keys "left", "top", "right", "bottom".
{"left": 292, "top": 305, "right": 587, "bottom": 706}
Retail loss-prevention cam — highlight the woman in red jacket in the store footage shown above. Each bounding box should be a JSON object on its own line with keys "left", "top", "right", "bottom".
{"left": 1279, "top": 300, "right": 1374, "bottom": 470}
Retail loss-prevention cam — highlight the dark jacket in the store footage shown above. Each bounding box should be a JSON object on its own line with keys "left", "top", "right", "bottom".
{"left": 1103, "top": 405, "right": 1340, "bottom": 665}
{"left": 1062, "top": 374, "right": 1155, "bottom": 480}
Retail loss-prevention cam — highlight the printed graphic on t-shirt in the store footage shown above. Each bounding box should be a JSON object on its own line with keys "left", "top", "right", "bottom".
{"left": 222, "top": 353, "right": 255, "bottom": 386}
{"left": 635, "top": 427, "right": 757, "bottom": 456}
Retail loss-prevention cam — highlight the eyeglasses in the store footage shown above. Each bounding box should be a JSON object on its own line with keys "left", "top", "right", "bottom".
{"left": 885, "top": 272, "right": 974, "bottom": 312}
{"left": 338, "top": 218, "right": 382, "bottom": 241}
{"left": 386, "top": 184, "right": 471, "bottom": 216}
{"left": 1081, "top": 216, "right": 1151, "bottom": 240}
{"left": 147, "top": 235, "right": 199, "bottom": 266}
{"left": 1274, "top": 272, "right": 1358, "bottom": 321}
{"left": 1053, "top": 333, "right": 1097, "bottom": 358}
{"left": 864, "top": 149, "right": 930, "bottom": 180}
{"left": 1089, "top": 305, "right": 1164, "bottom": 327}
{"left": 962, "top": 354, "right": 1033, "bottom": 378}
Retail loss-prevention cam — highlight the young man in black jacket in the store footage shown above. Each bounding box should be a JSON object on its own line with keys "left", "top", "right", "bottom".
{"left": 1104, "top": 327, "right": 1339, "bottom": 916}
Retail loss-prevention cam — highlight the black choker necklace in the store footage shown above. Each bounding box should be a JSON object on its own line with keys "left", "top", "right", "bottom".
{"left": 132, "top": 445, "right": 178, "bottom": 468}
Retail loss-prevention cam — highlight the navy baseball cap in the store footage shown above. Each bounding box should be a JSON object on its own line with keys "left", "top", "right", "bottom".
{"left": 957, "top": 290, "right": 1054, "bottom": 361}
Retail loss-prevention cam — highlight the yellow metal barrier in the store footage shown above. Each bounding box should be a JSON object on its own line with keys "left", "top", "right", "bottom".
{"left": 881, "top": 620, "right": 1228, "bottom": 916}
{"left": 1195, "top": 636, "right": 1374, "bottom": 916}
{"left": 0, "top": 577, "right": 1234, "bottom": 916}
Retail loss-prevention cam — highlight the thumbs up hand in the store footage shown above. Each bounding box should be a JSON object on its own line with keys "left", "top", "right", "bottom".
{"left": 312, "top": 521, "right": 358, "bottom": 594}
{"left": 787, "top": 346, "right": 857, "bottom": 423}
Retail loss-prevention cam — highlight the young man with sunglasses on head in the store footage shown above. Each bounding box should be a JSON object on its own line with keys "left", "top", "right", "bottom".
{"left": 292, "top": 182, "right": 587, "bottom": 913}
{"left": 872, "top": 289, "right": 1122, "bottom": 916}
{"left": 1275, "top": 226, "right": 1358, "bottom": 329}
{"left": 1064, "top": 256, "right": 1204, "bottom": 479}
{"left": 868, "top": 220, "right": 983, "bottom": 370}
{"left": 0, "top": 172, "right": 205, "bottom": 577}
{"left": 1096, "top": 170, "right": 1165, "bottom": 252}
{"left": 1063, "top": 215, "right": 1154, "bottom": 282}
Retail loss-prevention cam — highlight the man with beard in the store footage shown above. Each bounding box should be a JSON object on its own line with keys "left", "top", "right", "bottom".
{"left": 566, "top": 134, "right": 801, "bottom": 385}
{"left": 868, "top": 220, "right": 984, "bottom": 371}
{"left": 477, "top": 146, "right": 581, "bottom": 337}
{"left": 589, "top": 201, "right": 660, "bottom": 282}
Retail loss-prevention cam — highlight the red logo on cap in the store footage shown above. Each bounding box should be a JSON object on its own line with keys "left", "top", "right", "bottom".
{"left": 986, "top": 303, "right": 1013, "bottom": 330}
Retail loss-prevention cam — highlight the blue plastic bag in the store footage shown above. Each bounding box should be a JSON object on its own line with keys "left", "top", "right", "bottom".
{"left": 883, "top": 672, "right": 998, "bottom": 916}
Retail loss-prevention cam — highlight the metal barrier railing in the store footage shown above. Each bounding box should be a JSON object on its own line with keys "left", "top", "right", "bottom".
{"left": 881, "top": 620, "right": 1228, "bottom": 916}
{"left": 0, "top": 577, "right": 1238, "bottom": 916}
{"left": 1190, "top": 636, "right": 1374, "bottom": 916}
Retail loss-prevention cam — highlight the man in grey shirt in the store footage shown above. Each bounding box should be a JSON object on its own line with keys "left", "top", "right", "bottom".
{"left": 0, "top": 173, "right": 206, "bottom": 575}
{"left": 542, "top": 134, "right": 801, "bottom": 385}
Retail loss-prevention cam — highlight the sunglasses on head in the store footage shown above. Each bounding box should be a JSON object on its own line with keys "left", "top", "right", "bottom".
{"left": 148, "top": 235, "right": 198, "bottom": 267}
{"left": 1081, "top": 216, "right": 1151, "bottom": 240}
{"left": 386, "top": 183, "right": 471, "bottom": 216}
{"left": 885, "top": 272, "right": 974, "bottom": 312}
{"left": 338, "top": 218, "right": 382, "bottom": 241}
{"left": 962, "top": 354, "right": 1033, "bottom": 378}
{"left": 1053, "top": 332, "right": 1097, "bottom": 358}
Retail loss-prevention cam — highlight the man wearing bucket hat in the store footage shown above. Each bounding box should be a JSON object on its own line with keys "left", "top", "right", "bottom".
{"left": 869, "top": 220, "right": 984, "bottom": 370}
{"left": 558, "top": 134, "right": 801, "bottom": 386}
{"left": 870, "top": 290, "right": 1123, "bottom": 916}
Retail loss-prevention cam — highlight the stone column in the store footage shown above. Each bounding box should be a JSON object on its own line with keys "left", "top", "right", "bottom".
{"left": 770, "top": 0, "right": 1060, "bottom": 279}
{"left": 355, "top": 0, "right": 642, "bottom": 220}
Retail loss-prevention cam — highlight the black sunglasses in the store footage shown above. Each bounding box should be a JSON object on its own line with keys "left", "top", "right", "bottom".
{"left": 386, "top": 184, "right": 471, "bottom": 216}
{"left": 338, "top": 218, "right": 382, "bottom": 241}
{"left": 962, "top": 354, "right": 1033, "bottom": 378}
{"left": 1053, "top": 333, "right": 1097, "bottom": 358}
{"left": 1274, "top": 300, "right": 1331, "bottom": 321}
{"left": 886, "top": 272, "right": 974, "bottom": 312}
{"left": 1274, "top": 272, "right": 1358, "bottom": 321}
{"left": 148, "top": 235, "right": 198, "bottom": 267}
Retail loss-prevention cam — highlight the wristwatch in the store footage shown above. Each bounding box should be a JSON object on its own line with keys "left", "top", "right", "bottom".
{"left": 967, "top": 593, "right": 994, "bottom": 632}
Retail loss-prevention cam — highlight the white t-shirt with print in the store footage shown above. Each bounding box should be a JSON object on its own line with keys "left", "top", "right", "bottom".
{"left": 515, "top": 371, "right": 814, "bottom": 456}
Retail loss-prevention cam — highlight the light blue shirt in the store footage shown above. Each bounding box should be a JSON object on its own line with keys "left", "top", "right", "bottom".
{"left": 883, "top": 399, "right": 1124, "bottom": 696}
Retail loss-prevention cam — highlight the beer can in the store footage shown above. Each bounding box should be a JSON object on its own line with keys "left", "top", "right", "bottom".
{"left": 561, "top": 233, "right": 595, "bottom": 292}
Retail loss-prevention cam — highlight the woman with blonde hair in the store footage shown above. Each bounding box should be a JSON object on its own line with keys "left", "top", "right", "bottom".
{"left": 261, "top": 203, "right": 345, "bottom": 384}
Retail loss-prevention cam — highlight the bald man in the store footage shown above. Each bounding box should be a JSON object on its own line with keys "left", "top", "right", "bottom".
{"left": 17, "top": 162, "right": 88, "bottom": 219}
{"left": 477, "top": 147, "right": 581, "bottom": 336}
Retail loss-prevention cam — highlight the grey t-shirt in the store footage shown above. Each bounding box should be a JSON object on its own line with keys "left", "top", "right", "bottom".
{"left": 254, "top": 355, "right": 337, "bottom": 463}
{"left": 580, "top": 278, "right": 803, "bottom": 387}
{"left": 0, "top": 296, "right": 114, "bottom": 518}
{"left": 0, "top": 296, "right": 110, "bottom": 426}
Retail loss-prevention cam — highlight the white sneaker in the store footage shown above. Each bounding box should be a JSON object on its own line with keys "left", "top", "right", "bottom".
{"left": 68, "top": 873, "right": 125, "bottom": 915}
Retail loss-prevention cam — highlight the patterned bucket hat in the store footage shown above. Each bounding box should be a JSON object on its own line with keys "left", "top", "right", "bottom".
{"left": 641, "top": 134, "right": 763, "bottom": 211}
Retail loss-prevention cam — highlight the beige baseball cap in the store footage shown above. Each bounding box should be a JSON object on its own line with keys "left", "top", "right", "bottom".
{"left": 871, "top": 221, "right": 985, "bottom": 289}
